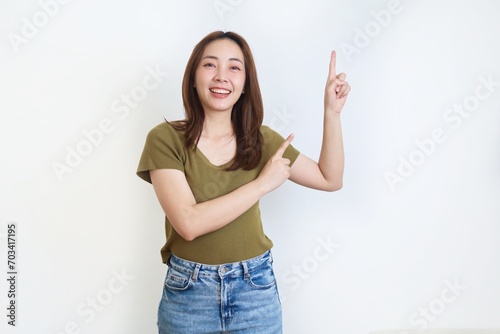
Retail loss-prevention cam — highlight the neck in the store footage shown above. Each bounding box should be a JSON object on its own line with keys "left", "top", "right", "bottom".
{"left": 202, "top": 110, "right": 233, "bottom": 138}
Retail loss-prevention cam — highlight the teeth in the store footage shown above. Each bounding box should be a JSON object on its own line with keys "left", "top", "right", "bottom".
{"left": 210, "top": 88, "right": 230, "bottom": 94}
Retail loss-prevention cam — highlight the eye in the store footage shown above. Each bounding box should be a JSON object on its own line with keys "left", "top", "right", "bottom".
{"left": 203, "top": 63, "right": 215, "bottom": 68}
{"left": 230, "top": 66, "right": 242, "bottom": 71}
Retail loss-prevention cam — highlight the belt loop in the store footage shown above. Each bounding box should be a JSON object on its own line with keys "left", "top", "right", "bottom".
{"left": 191, "top": 263, "right": 201, "bottom": 282}
{"left": 241, "top": 261, "right": 250, "bottom": 280}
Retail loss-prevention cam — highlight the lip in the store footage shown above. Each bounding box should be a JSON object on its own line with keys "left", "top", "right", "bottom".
{"left": 209, "top": 87, "right": 232, "bottom": 96}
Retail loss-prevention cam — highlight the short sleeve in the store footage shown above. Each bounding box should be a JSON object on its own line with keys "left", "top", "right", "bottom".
{"left": 136, "top": 122, "right": 186, "bottom": 183}
{"left": 261, "top": 126, "right": 300, "bottom": 166}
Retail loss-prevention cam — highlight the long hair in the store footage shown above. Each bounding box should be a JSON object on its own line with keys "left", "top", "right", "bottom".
{"left": 171, "top": 31, "right": 264, "bottom": 171}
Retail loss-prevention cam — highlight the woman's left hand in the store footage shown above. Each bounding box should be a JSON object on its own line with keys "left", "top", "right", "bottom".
{"left": 324, "top": 50, "right": 351, "bottom": 114}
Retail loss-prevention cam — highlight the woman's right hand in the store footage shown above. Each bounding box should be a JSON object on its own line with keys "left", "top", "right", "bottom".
{"left": 256, "top": 134, "right": 295, "bottom": 194}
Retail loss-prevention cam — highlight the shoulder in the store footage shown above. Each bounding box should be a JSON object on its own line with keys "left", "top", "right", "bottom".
{"left": 141, "top": 121, "right": 188, "bottom": 156}
{"left": 148, "top": 121, "right": 183, "bottom": 137}
{"left": 260, "top": 125, "right": 284, "bottom": 144}
{"left": 260, "top": 125, "right": 276, "bottom": 140}
{"left": 146, "top": 121, "right": 185, "bottom": 143}
{"left": 260, "top": 124, "right": 300, "bottom": 164}
{"left": 137, "top": 121, "right": 187, "bottom": 183}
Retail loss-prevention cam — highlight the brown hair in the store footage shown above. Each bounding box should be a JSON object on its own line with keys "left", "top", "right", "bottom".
{"left": 171, "top": 31, "right": 264, "bottom": 171}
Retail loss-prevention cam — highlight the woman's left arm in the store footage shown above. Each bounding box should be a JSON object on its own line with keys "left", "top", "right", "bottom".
{"left": 289, "top": 50, "right": 351, "bottom": 192}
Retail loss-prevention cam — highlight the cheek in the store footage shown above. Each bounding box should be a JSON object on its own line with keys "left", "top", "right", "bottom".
{"left": 194, "top": 73, "right": 204, "bottom": 86}
{"left": 194, "top": 68, "right": 208, "bottom": 85}
{"left": 234, "top": 77, "right": 246, "bottom": 91}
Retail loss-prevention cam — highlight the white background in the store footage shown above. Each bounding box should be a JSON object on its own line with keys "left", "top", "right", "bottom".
{"left": 1, "top": 0, "right": 499, "bottom": 333}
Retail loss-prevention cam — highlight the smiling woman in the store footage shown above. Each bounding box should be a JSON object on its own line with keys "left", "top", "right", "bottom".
{"left": 175, "top": 31, "right": 267, "bottom": 172}
{"left": 193, "top": 39, "right": 248, "bottom": 167}
{"left": 136, "top": 30, "right": 350, "bottom": 334}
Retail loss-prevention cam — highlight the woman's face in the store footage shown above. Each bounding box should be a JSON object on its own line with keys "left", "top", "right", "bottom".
{"left": 194, "top": 39, "right": 246, "bottom": 115}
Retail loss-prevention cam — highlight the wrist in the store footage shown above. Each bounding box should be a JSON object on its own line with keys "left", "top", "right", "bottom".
{"left": 324, "top": 109, "right": 342, "bottom": 121}
{"left": 250, "top": 178, "right": 269, "bottom": 198}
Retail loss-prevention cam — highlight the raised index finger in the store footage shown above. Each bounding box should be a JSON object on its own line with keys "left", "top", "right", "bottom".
{"left": 328, "top": 50, "right": 337, "bottom": 81}
{"left": 274, "top": 133, "right": 294, "bottom": 158}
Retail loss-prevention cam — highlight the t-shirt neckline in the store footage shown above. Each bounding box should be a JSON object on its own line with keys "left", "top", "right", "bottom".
{"left": 194, "top": 147, "right": 234, "bottom": 169}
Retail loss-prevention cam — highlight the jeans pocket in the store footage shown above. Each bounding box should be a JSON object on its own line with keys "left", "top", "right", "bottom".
{"left": 248, "top": 262, "right": 277, "bottom": 289}
{"left": 164, "top": 266, "right": 192, "bottom": 291}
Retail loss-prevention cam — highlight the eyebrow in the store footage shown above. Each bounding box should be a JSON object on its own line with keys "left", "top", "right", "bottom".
{"left": 202, "top": 55, "right": 244, "bottom": 65}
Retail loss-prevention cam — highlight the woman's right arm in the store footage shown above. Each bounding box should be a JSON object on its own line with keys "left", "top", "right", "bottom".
{"left": 150, "top": 134, "right": 294, "bottom": 241}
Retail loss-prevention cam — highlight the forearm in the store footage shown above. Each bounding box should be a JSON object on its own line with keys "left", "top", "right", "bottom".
{"left": 151, "top": 169, "right": 265, "bottom": 241}
{"left": 182, "top": 180, "right": 266, "bottom": 240}
{"left": 315, "top": 49, "right": 349, "bottom": 190}
{"left": 151, "top": 134, "right": 292, "bottom": 241}
{"left": 318, "top": 111, "right": 344, "bottom": 190}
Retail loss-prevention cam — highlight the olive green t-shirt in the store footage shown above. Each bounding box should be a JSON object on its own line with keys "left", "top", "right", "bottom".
{"left": 137, "top": 121, "right": 300, "bottom": 264}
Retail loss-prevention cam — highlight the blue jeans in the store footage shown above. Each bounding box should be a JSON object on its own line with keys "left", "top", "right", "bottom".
{"left": 157, "top": 250, "right": 282, "bottom": 334}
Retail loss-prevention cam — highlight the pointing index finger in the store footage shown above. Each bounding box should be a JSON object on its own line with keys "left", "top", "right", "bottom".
{"left": 328, "top": 50, "right": 337, "bottom": 81}
{"left": 275, "top": 133, "right": 294, "bottom": 158}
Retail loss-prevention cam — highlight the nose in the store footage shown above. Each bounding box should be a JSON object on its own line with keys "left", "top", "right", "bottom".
{"left": 214, "top": 68, "right": 228, "bottom": 83}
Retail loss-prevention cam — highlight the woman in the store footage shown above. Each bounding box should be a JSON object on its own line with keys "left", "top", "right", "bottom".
{"left": 137, "top": 31, "right": 350, "bottom": 334}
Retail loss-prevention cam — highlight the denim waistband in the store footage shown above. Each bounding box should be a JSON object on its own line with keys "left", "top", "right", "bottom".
{"left": 168, "top": 251, "right": 272, "bottom": 280}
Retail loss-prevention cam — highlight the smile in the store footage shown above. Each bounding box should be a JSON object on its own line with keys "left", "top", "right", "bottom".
{"left": 209, "top": 88, "right": 231, "bottom": 94}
